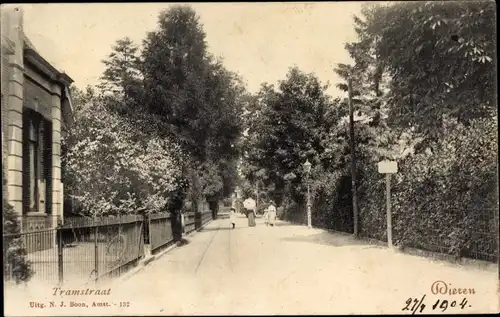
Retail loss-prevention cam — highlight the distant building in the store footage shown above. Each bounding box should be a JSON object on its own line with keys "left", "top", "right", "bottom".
{"left": 1, "top": 6, "right": 74, "bottom": 234}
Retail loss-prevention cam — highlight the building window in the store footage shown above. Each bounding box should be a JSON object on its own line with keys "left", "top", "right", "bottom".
{"left": 27, "top": 117, "right": 38, "bottom": 211}
{"left": 23, "top": 108, "right": 52, "bottom": 214}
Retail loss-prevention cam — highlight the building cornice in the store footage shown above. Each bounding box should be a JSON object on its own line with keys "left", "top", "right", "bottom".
{"left": 23, "top": 48, "right": 75, "bottom": 123}
{"left": 23, "top": 48, "right": 74, "bottom": 87}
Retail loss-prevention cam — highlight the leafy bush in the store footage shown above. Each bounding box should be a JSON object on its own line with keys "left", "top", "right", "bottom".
{"left": 312, "top": 172, "right": 355, "bottom": 233}
{"left": 359, "top": 117, "right": 498, "bottom": 260}
{"left": 3, "top": 171, "right": 33, "bottom": 283}
{"left": 357, "top": 162, "right": 387, "bottom": 242}
{"left": 62, "top": 97, "right": 185, "bottom": 216}
{"left": 282, "top": 199, "right": 306, "bottom": 224}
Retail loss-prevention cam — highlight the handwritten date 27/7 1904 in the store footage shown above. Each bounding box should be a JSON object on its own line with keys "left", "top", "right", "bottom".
{"left": 402, "top": 295, "right": 470, "bottom": 314}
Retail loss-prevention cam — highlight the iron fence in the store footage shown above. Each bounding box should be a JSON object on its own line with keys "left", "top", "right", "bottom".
{"left": 200, "top": 210, "right": 212, "bottom": 228}
{"left": 61, "top": 215, "right": 145, "bottom": 282}
{"left": 148, "top": 212, "right": 174, "bottom": 254}
{"left": 4, "top": 215, "right": 145, "bottom": 285}
{"left": 4, "top": 206, "right": 220, "bottom": 286}
{"left": 4, "top": 228, "right": 59, "bottom": 284}
{"left": 309, "top": 202, "right": 499, "bottom": 263}
{"left": 392, "top": 208, "right": 499, "bottom": 263}
{"left": 184, "top": 212, "right": 196, "bottom": 234}
{"left": 280, "top": 194, "right": 498, "bottom": 263}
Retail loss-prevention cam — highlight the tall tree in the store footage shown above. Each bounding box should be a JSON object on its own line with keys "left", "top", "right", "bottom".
{"left": 141, "top": 5, "right": 246, "bottom": 203}
{"left": 98, "top": 37, "right": 142, "bottom": 100}
{"left": 242, "top": 67, "right": 335, "bottom": 204}
{"left": 349, "top": 1, "right": 496, "bottom": 146}
{"left": 141, "top": 5, "right": 210, "bottom": 158}
{"left": 201, "top": 58, "right": 246, "bottom": 200}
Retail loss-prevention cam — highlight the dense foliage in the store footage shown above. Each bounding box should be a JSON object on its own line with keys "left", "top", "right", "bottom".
{"left": 241, "top": 1, "right": 497, "bottom": 262}
{"left": 242, "top": 67, "right": 339, "bottom": 206}
{"left": 347, "top": 1, "right": 498, "bottom": 260}
{"left": 391, "top": 118, "right": 497, "bottom": 259}
{"left": 64, "top": 5, "right": 245, "bottom": 216}
{"left": 3, "top": 170, "right": 33, "bottom": 283}
{"left": 62, "top": 88, "right": 185, "bottom": 215}
{"left": 139, "top": 6, "right": 245, "bottom": 205}
{"left": 58, "top": 2, "right": 496, "bottom": 262}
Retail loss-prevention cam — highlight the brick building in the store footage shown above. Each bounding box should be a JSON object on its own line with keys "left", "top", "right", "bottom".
{"left": 2, "top": 6, "right": 74, "bottom": 233}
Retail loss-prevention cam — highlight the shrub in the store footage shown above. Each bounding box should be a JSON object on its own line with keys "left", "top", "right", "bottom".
{"left": 62, "top": 98, "right": 186, "bottom": 216}
{"left": 358, "top": 117, "right": 498, "bottom": 260}
{"left": 3, "top": 170, "right": 33, "bottom": 284}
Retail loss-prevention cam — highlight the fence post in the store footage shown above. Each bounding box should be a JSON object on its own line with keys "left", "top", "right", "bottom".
{"left": 195, "top": 202, "right": 202, "bottom": 231}
{"left": 57, "top": 220, "right": 63, "bottom": 285}
{"left": 145, "top": 213, "right": 150, "bottom": 245}
{"left": 94, "top": 217, "right": 99, "bottom": 284}
{"left": 180, "top": 212, "right": 185, "bottom": 234}
{"left": 144, "top": 213, "right": 152, "bottom": 257}
{"left": 386, "top": 174, "right": 393, "bottom": 248}
{"left": 140, "top": 210, "right": 149, "bottom": 245}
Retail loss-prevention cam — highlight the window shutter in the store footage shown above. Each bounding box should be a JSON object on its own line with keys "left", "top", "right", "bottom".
{"left": 39, "top": 120, "right": 44, "bottom": 181}
{"left": 45, "top": 120, "right": 53, "bottom": 215}
{"left": 22, "top": 110, "right": 31, "bottom": 214}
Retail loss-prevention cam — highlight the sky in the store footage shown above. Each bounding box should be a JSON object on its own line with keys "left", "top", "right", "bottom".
{"left": 20, "top": 2, "right": 364, "bottom": 98}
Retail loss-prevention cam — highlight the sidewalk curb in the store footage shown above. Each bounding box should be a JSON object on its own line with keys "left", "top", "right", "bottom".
{"left": 117, "top": 243, "right": 178, "bottom": 283}
{"left": 115, "top": 219, "right": 215, "bottom": 284}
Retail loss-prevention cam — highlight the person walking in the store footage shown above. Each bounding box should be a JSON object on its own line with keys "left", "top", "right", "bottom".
{"left": 230, "top": 193, "right": 239, "bottom": 229}
{"left": 267, "top": 200, "right": 277, "bottom": 226}
{"left": 230, "top": 207, "right": 236, "bottom": 229}
{"left": 243, "top": 197, "right": 257, "bottom": 227}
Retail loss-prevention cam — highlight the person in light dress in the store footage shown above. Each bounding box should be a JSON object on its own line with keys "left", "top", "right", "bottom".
{"left": 230, "top": 194, "right": 237, "bottom": 229}
{"left": 267, "top": 200, "right": 277, "bottom": 226}
{"left": 243, "top": 197, "right": 257, "bottom": 227}
{"left": 230, "top": 207, "right": 236, "bottom": 229}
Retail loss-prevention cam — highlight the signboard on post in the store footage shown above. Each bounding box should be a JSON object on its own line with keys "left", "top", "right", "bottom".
{"left": 378, "top": 160, "right": 398, "bottom": 249}
{"left": 378, "top": 160, "right": 398, "bottom": 174}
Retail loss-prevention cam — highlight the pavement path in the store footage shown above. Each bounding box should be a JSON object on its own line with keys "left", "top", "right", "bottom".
{"left": 4, "top": 212, "right": 498, "bottom": 316}
{"left": 110, "top": 212, "right": 499, "bottom": 315}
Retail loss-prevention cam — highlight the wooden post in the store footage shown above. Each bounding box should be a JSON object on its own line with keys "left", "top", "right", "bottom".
{"left": 378, "top": 160, "right": 398, "bottom": 248}
{"left": 94, "top": 218, "right": 99, "bottom": 284}
{"left": 495, "top": 205, "right": 499, "bottom": 289}
{"left": 386, "top": 174, "right": 393, "bottom": 248}
{"left": 348, "top": 77, "right": 359, "bottom": 238}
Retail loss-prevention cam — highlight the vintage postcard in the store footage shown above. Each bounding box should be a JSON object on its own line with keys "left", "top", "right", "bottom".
{"left": 1, "top": 1, "right": 499, "bottom": 316}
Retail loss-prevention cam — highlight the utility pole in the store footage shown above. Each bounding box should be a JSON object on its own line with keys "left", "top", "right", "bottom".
{"left": 348, "top": 77, "right": 359, "bottom": 238}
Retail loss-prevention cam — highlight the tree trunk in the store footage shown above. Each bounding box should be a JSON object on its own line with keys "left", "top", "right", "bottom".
{"left": 170, "top": 211, "right": 182, "bottom": 242}
{"left": 208, "top": 200, "right": 218, "bottom": 220}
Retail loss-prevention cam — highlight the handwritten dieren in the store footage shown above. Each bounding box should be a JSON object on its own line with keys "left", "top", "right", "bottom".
{"left": 430, "top": 281, "right": 476, "bottom": 296}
